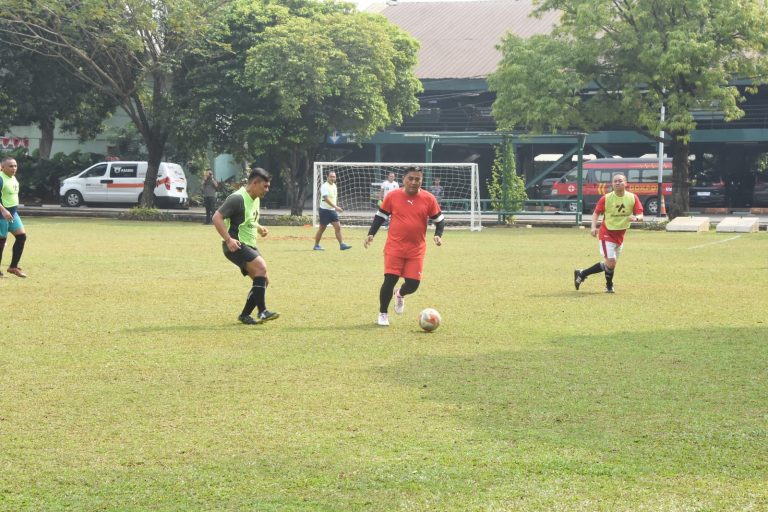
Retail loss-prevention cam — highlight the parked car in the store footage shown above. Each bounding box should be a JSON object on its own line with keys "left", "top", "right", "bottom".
{"left": 60, "top": 161, "right": 189, "bottom": 208}
{"left": 752, "top": 175, "right": 768, "bottom": 206}
{"left": 689, "top": 173, "right": 728, "bottom": 208}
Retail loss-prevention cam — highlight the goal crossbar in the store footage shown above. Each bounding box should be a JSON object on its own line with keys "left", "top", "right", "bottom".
{"left": 312, "top": 162, "right": 482, "bottom": 231}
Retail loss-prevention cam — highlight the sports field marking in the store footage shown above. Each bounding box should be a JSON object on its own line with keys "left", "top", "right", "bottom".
{"left": 688, "top": 235, "right": 742, "bottom": 250}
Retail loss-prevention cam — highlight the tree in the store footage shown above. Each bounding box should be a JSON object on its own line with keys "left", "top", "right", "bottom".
{"left": 174, "top": 0, "right": 422, "bottom": 214}
{"left": 487, "top": 139, "right": 527, "bottom": 219}
{"left": 0, "top": 44, "right": 117, "bottom": 159}
{"left": 0, "top": 0, "right": 221, "bottom": 206}
{"left": 488, "top": 0, "right": 768, "bottom": 218}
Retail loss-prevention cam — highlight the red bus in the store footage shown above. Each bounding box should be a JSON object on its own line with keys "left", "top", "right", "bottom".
{"left": 550, "top": 158, "right": 672, "bottom": 214}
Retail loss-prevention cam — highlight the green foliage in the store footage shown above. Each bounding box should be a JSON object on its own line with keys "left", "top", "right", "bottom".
{"left": 3, "top": 220, "right": 768, "bottom": 510}
{"left": 0, "top": 0, "right": 222, "bottom": 205}
{"left": 265, "top": 214, "right": 312, "bottom": 226}
{"left": 487, "top": 141, "right": 527, "bottom": 213}
{"left": 0, "top": 29, "right": 117, "bottom": 158}
{"left": 488, "top": 0, "right": 768, "bottom": 218}
{"left": 173, "top": 1, "right": 421, "bottom": 214}
{"left": 638, "top": 219, "right": 669, "bottom": 231}
{"left": 118, "top": 207, "right": 172, "bottom": 221}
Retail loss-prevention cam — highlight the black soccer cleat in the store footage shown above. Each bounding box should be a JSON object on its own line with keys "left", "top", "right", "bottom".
{"left": 238, "top": 314, "right": 263, "bottom": 325}
{"left": 574, "top": 269, "right": 584, "bottom": 290}
{"left": 605, "top": 286, "right": 615, "bottom": 294}
{"left": 258, "top": 310, "right": 280, "bottom": 322}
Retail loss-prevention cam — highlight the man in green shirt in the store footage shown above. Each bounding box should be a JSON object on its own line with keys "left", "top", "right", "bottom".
{"left": 0, "top": 157, "right": 27, "bottom": 278}
{"left": 212, "top": 167, "right": 279, "bottom": 325}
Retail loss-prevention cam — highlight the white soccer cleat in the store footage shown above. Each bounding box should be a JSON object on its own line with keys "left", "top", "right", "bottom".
{"left": 377, "top": 312, "right": 390, "bottom": 326}
{"left": 393, "top": 288, "right": 405, "bottom": 315}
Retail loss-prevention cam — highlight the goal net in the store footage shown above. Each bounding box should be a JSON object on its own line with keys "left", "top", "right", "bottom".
{"left": 312, "top": 162, "right": 482, "bottom": 231}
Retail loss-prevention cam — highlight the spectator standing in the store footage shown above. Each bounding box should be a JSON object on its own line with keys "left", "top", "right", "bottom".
{"left": 202, "top": 169, "right": 219, "bottom": 225}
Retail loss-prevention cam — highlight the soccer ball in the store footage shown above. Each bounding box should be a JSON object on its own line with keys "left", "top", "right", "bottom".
{"left": 418, "top": 308, "right": 441, "bottom": 332}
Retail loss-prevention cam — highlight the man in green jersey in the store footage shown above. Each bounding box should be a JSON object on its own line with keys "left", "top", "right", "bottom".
{"left": 213, "top": 167, "right": 279, "bottom": 325}
{"left": 0, "top": 157, "right": 28, "bottom": 278}
{"left": 574, "top": 174, "right": 643, "bottom": 293}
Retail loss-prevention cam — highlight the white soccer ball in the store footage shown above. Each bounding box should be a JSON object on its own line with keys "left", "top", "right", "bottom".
{"left": 418, "top": 308, "right": 441, "bottom": 332}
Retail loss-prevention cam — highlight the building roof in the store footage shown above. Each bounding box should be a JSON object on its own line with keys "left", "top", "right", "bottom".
{"left": 370, "top": 0, "right": 559, "bottom": 80}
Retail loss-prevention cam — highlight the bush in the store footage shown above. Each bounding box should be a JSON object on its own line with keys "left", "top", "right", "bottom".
{"left": 265, "top": 214, "right": 312, "bottom": 226}
{"left": 118, "top": 207, "right": 172, "bottom": 221}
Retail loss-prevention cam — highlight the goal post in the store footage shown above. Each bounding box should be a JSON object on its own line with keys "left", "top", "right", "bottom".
{"left": 312, "top": 162, "right": 482, "bottom": 231}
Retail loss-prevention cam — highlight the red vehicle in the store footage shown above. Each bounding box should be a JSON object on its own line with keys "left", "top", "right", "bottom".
{"left": 550, "top": 158, "right": 673, "bottom": 214}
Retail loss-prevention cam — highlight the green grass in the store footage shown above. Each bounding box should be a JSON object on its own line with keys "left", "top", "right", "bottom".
{"left": 1, "top": 219, "right": 766, "bottom": 511}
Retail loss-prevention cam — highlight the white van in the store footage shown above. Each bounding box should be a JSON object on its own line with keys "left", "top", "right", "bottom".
{"left": 60, "top": 161, "right": 189, "bottom": 208}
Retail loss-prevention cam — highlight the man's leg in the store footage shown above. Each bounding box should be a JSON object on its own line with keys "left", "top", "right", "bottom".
{"left": 314, "top": 224, "right": 327, "bottom": 249}
{"left": 7, "top": 227, "right": 26, "bottom": 278}
{"left": 604, "top": 263, "right": 615, "bottom": 292}
{"left": 244, "top": 256, "right": 278, "bottom": 321}
{"left": 379, "top": 273, "right": 399, "bottom": 313}
{"left": 0, "top": 237, "right": 5, "bottom": 273}
{"left": 332, "top": 221, "right": 351, "bottom": 250}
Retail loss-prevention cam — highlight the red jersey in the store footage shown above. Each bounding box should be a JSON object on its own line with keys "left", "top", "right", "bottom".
{"left": 380, "top": 188, "right": 441, "bottom": 258}
{"left": 593, "top": 193, "right": 643, "bottom": 246}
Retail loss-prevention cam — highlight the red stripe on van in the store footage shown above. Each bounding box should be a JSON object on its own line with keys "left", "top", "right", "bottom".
{"left": 107, "top": 183, "right": 143, "bottom": 188}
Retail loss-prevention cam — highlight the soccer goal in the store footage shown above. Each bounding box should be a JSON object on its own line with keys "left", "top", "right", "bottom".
{"left": 312, "top": 162, "right": 482, "bottom": 231}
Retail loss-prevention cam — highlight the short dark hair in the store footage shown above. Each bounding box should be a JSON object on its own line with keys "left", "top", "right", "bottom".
{"left": 248, "top": 167, "right": 271, "bottom": 182}
{"left": 1, "top": 156, "right": 16, "bottom": 165}
{"left": 405, "top": 166, "right": 422, "bottom": 174}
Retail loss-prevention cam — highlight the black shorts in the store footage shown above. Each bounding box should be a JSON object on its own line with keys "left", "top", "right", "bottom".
{"left": 319, "top": 208, "right": 339, "bottom": 226}
{"left": 222, "top": 241, "right": 261, "bottom": 276}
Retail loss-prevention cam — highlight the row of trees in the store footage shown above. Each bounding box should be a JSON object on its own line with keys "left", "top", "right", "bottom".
{"left": 489, "top": 0, "right": 768, "bottom": 217}
{"left": 5, "top": 1, "right": 768, "bottom": 217}
{"left": 0, "top": 0, "right": 421, "bottom": 213}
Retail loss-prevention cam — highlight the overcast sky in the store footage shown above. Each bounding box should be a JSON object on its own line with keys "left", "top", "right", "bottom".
{"left": 350, "top": 0, "right": 491, "bottom": 9}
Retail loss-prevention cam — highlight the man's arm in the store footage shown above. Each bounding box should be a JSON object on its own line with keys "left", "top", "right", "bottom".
{"left": 322, "top": 194, "right": 341, "bottom": 211}
{"left": 364, "top": 210, "right": 388, "bottom": 248}
{"left": 630, "top": 195, "right": 644, "bottom": 222}
{"left": 0, "top": 176, "right": 10, "bottom": 221}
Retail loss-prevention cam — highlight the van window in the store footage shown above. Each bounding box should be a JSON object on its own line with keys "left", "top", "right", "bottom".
{"left": 594, "top": 170, "right": 614, "bottom": 183}
{"left": 82, "top": 164, "right": 107, "bottom": 178}
{"left": 111, "top": 164, "right": 138, "bottom": 178}
{"left": 562, "top": 169, "right": 579, "bottom": 183}
{"left": 641, "top": 168, "right": 672, "bottom": 182}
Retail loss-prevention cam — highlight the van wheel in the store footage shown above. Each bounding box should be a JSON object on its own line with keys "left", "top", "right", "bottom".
{"left": 63, "top": 190, "right": 83, "bottom": 207}
{"left": 645, "top": 197, "right": 659, "bottom": 215}
{"left": 566, "top": 198, "right": 579, "bottom": 213}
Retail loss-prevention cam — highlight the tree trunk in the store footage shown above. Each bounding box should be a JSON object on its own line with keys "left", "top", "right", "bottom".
{"left": 141, "top": 141, "right": 165, "bottom": 208}
{"left": 287, "top": 148, "right": 311, "bottom": 216}
{"left": 667, "top": 134, "right": 690, "bottom": 220}
{"left": 37, "top": 117, "right": 55, "bottom": 159}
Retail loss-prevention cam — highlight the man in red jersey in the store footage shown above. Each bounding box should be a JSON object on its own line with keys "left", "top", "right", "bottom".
{"left": 574, "top": 174, "right": 643, "bottom": 293}
{"left": 364, "top": 166, "right": 445, "bottom": 326}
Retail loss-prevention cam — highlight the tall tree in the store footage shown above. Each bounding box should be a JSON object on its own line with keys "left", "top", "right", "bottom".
{"left": 0, "top": 0, "right": 220, "bottom": 206}
{"left": 488, "top": 0, "right": 768, "bottom": 218}
{"left": 174, "top": 0, "right": 421, "bottom": 214}
{"left": 0, "top": 45, "right": 116, "bottom": 159}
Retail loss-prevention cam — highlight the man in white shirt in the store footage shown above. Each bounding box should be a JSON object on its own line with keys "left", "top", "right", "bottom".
{"left": 380, "top": 172, "right": 399, "bottom": 203}
{"left": 379, "top": 172, "right": 399, "bottom": 228}
{"left": 313, "top": 171, "right": 352, "bottom": 251}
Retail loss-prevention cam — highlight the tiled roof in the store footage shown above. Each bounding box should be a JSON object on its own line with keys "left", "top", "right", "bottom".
{"left": 371, "top": 0, "right": 559, "bottom": 80}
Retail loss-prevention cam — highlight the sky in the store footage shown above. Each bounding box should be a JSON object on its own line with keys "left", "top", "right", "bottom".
{"left": 350, "top": 0, "right": 490, "bottom": 9}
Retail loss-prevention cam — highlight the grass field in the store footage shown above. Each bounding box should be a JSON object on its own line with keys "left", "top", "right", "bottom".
{"left": 1, "top": 218, "right": 766, "bottom": 511}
